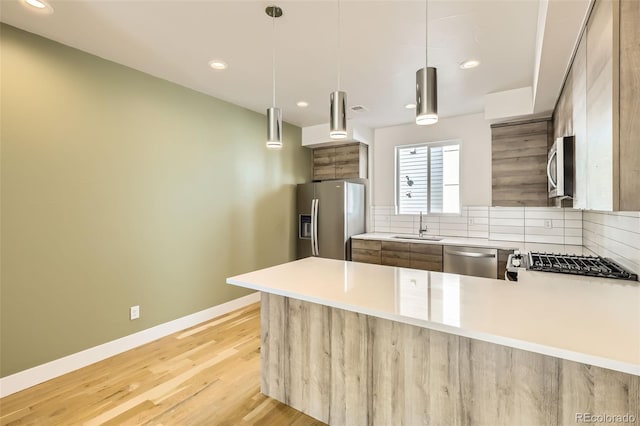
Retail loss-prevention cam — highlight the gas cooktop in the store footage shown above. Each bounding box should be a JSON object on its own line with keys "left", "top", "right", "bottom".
{"left": 527, "top": 252, "right": 638, "bottom": 281}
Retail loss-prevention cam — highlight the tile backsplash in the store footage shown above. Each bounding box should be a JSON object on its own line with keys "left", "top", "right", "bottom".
{"left": 582, "top": 211, "right": 640, "bottom": 273}
{"left": 372, "top": 206, "right": 640, "bottom": 274}
{"left": 372, "top": 206, "right": 583, "bottom": 246}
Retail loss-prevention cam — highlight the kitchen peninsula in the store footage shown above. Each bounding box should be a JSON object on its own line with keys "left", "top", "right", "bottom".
{"left": 227, "top": 257, "right": 639, "bottom": 425}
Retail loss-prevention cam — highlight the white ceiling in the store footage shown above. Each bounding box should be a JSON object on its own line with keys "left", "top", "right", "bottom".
{"left": 0, "top": 0, "right": 588, "bottom": 130}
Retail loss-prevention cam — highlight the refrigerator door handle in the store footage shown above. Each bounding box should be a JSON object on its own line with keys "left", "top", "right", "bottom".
{"left": 310, "top": 199, "right": 316, "bottom": 256}
{"left": 313, "top": 198, "right": 320, "bottom": 256}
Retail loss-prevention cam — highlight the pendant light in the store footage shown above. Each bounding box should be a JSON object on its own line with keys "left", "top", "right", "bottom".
{"left": 266, "top": 6, "right": 283, "bottom": 149}
{"left": 416, "top": 0, "right": 438, "bottom": 125}
{"left": 329, "top": 0, "right": 347, "bottom": 139}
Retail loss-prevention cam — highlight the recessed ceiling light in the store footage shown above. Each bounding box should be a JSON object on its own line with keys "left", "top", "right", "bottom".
{"left": 21, "top": 0, "right": 53, "bottom": 13}
{"left": 460, "top": 60, "right": 480, "bottom": 70}
{"left": 296, "top": 101, "right": 309, "bottom": 108}
{"left": 208, "top": 60, "right": 228, "bottom": 70}
{"left": 405, "top": 103, "right": 416, "bottom": 109}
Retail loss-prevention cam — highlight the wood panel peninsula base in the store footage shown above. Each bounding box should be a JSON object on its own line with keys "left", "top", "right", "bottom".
{"left": 261, "top": 293, "right": 639, "bottom": 425}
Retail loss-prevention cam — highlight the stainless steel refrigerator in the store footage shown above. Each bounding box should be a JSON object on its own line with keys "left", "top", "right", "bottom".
{"left": 296, "top": 181, "right": 365, "bottom": 260}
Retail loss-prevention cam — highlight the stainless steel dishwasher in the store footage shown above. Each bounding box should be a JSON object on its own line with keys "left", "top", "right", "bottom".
{"left": 443, "top": 246, "right": 498, "bottom": 279}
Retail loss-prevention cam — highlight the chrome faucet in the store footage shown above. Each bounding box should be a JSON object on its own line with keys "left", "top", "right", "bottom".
{"left": 419, "top": 211, "right": 428, "bottom": 237}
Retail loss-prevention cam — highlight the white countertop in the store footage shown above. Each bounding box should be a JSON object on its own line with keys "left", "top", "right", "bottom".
{"left": 353, "top": 233, "right": 591, "bottom": 255}
{"left": 227, "top": 257, "right": 640, "bottom": 375}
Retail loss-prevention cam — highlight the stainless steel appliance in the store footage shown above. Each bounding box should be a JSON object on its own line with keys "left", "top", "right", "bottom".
{"left": 547, "top": 135, "right": 575, "bottom": 199}
{"left": 506, "top": 252, "right": 638, "bottom": 281}
{"left": 297, "top": 181, "right": 365, "bottom": 260}
{"left": 443, "top": 246, "right": 498, "bottom": 279}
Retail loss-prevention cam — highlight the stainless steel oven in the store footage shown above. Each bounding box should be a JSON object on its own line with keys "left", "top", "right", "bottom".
{"left": 547, "top": 135, "right": 574, "bottom": 199}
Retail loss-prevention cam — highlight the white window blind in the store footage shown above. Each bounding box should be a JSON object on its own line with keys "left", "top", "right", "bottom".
{"left": 396, "top": 142, "right": 460, "bottom": 214}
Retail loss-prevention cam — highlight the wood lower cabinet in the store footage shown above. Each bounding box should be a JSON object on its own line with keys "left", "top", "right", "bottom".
{"left": 410, "top": 243, "right": 443, "bottom": 272}
{"left": 353, "top": 238, "right": 509, "bottom": 278}
{"left": 351, "top": 239, "right": 381, "bottom": 264}
{"left": 381, "top": 241, "right": 411, "bottom": 267}
{"left": 352, "top": 239, "right": 443, "bottom": 272}
{"left": 497, "top": 249, "right": 514, "bottom": 280}
{"left": 312, "top": 143, "right": 368, "bottom": 180}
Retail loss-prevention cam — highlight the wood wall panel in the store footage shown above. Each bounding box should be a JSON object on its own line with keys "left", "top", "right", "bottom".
{"left": 262, "top": 294, "right": 640, "bottom": 425}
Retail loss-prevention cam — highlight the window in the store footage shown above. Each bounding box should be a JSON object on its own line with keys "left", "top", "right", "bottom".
{"left": 396, "top": 141, "right": 460, "bottom": 214}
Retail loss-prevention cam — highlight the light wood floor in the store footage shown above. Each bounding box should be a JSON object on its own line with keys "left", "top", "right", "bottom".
{"left": 0, "top": 303, "right": 325, "bottom": 426}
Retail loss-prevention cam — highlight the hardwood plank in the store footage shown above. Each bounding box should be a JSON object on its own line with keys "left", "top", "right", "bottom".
{"left": 0, "top": 301, "right": 323, "bottom": 425}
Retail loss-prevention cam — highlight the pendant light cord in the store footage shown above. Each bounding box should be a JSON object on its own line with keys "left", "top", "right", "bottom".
{"left": 337, "top": 0, "right": 341, "bottom": 90}
{"left": 425, "top": 0, "right": 428, "bottom": 67}
{"left": 272, "top": 12, "right": 276, "bottom": 107}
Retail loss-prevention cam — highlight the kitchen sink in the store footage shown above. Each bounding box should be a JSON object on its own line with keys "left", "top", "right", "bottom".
{"left": 392, "top": 235, "right": 443, "bottom": 242}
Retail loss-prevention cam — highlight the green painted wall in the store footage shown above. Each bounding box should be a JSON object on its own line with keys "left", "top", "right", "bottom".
{"left": 0, "top": 24, "right": 311, "bottom": 377}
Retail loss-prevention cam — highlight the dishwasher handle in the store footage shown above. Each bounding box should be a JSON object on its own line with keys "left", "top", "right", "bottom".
{"left": 446, "top": 250, "right": 496, "bottom": 259}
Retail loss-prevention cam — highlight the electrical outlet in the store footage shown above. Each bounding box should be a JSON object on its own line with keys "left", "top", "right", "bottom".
{"left": 544, "top": 220, "right": 553, "bottom": 229}
{"left": 468, "top": 218, "right": 474, "bottom": 225}
{"left": 130, "top": 305, "right": 140, "bottom": 320}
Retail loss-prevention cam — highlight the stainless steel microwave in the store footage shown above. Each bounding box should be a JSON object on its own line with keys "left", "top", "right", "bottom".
{"left": 547, "top": 135, "right": 574, "bottom": 198}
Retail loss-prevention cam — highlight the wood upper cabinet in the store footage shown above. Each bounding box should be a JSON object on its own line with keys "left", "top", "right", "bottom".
{"left": 312, "top": 143, "right": 368, "bottom": 180}
{"left": 491, "top": 119, "right": 553, "bottom": 207}
{"left": 553, "top": 0, "right": 640, "bottom": 211}
{"left": 586, "top": 0, "right": 616, "bottom": 210}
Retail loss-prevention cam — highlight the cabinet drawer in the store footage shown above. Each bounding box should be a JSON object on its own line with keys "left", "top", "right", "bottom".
{"left": 352, "top": 239, "right": 381, "bottom": 250}
{"left": 352, "top": 249, "right": 381, "bottom": 265}
{"left": 381, "top": 254, "right": 411, "bottom": 267}
{"left": 410, "top": 243, "right": 442, "bottom": 255}
{"left": 381, "top": 241, "right": 412, "bottom": 252}
{"left": 410, "top": 258, "right": 443, "bottom": 272}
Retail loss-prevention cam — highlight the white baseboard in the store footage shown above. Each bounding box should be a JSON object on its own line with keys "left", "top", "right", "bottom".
{"left": 0, "top": 292, "right": 260, "bottom": 398}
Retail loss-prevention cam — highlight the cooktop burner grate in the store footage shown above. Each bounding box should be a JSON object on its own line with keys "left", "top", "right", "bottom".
{"left": 527, "top": 252, "right": 638, "bottom": 281}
